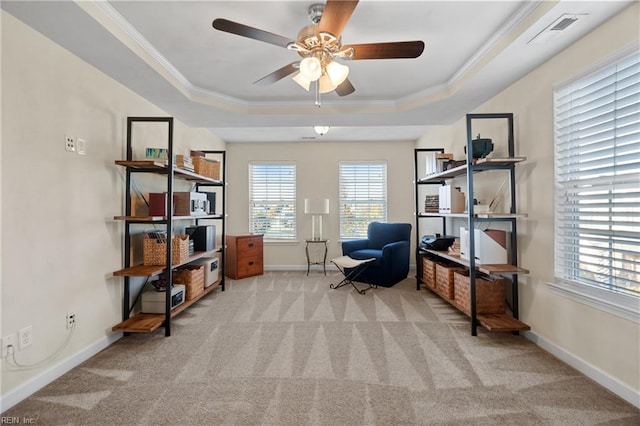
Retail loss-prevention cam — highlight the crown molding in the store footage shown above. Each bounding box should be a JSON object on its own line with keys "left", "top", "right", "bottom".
{"left": 398, "top": 0, "right": 549, "bottom": 111}
{"left": 75, "top": 0, "right": 548, "bottom": 117}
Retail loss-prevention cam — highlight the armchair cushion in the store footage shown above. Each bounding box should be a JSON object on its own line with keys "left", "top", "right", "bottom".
{"left": 341, "top": 222, "right": 412, "bottom": 287}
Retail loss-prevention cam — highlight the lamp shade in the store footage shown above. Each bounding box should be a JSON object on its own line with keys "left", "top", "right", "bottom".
{"left": 325, "top": 61, "right": 349, "bottom": 86}
{"left": 299, "top": 57, "right": 322, "bottom": 81}
{"left": 304, "top": 198, "right": 330, "bottom": 214}
{"left": 293, "top": 72, "right": 311, "bottom": 91}
{"left": 318, "top": 74, "right": 337, "bottom": 94}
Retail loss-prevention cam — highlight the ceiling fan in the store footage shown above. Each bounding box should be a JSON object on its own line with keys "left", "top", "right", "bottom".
{"left": 212, "top": 0, "right": 425, "bottom": 99}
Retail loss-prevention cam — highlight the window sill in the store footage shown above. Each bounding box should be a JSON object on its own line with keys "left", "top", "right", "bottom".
{"left": 548, "top": 279, "right": 639, "bottom": 324}
{"left": 263, "top": 239, "right": 300, "bottom": 246}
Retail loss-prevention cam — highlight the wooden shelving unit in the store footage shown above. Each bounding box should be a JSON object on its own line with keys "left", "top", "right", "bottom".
{"left": 113, "top": 214, "right": 224, "bottom": 222}
{"left": 114, "top": 160, "right": 223, "bottom": 184}
{"left": 421, "top": 249, "right": 529, "bottom": 275}
{"left": 112, "top": 117, "right": 226, "bottom": 337}
{"left": 476, "top": 314, "right": 530, "bottom": 332}
{"left": 113, "top": 249, "right": 221, "bottom": 278}
{"left": 419, "top": 276, "right": 530, "bottom": 332}
{"left": 418, "top": 212, "right": 528, "bottom": 219}
{"left": 414, "top": 113, "right": 529, "bottom": 335}
{"left": 112, "top": 280, "right": 222, "bottom": 333}
{"left": 417, "top": 157, "right": 527, "bottom": 182}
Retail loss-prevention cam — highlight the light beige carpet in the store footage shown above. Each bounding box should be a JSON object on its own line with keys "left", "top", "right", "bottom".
{"left": 3, "top": 272, "right": 639, "bottom": 425}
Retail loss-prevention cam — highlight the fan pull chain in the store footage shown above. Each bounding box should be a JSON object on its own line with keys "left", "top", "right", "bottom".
{"left": 315, "top": 80, "right": 321, "bottom": 107}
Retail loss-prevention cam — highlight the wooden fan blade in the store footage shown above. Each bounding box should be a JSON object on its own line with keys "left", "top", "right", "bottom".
{"left": 335, "top": 78, "right": 355, "bottom": 96}
{"left": 318, "top": 0, "right": 359, "bottom": 38}
{"left": 253, "top": 62, "right": 299, "bottom": 86}
{"left": 212, "top": 18, "right": 293, "bottom": 48}
{"left": 346, "top": 41, "right": 425, "bottom": 60}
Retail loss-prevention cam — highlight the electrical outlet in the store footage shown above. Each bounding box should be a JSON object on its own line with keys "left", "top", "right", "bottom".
{"left": 2, "top": 334, "right": 16, "bottom": 358}
{"left": 65, "top": 135, "right": 76, "bottom": 152}
{"left": 18, "top": 326, "right": 32, "bottom": 350}
{"left": 77, "top": 138, "right": 86, "bottom": 155}
{"left": 67, "top": 313, "right": 76, "bottom": 329}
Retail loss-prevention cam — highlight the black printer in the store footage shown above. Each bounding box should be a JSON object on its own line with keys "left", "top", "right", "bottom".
{"left": 420, "top": 234, "right": 456, "bottom": 251}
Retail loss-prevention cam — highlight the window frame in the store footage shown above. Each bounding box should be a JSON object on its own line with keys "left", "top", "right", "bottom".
{"left": 550, "top": 50, "right": 640, "bottom": 323}
{"left": 338, "top": 161, "right": 388, "bottom": 240}
{"left": 248, "top": 161, "right": 297, "bottom": 241}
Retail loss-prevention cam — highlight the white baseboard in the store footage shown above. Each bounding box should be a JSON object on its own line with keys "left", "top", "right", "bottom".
{"left": 264, "top": 264, "right": 416, "bottom": 272}
{"left": 524, "top": 330, "right": 640, "bottom": 408}
{"left": 0, "top": 333, "right": 122, "bottom": 412}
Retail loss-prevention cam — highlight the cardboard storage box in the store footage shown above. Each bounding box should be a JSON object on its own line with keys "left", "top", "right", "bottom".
{"left": 141, "top": 284, "right": 185, "bottom": 314}
{"left": 460, "top": 228, "right": 508, "bottom": 264}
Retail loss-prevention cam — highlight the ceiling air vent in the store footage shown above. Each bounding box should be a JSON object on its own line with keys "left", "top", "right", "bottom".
{"left": 551, "top": 16, "right": 578, "bottom": 31}
{"left": 527, "top": 14, "right": 586, "bottom": 45}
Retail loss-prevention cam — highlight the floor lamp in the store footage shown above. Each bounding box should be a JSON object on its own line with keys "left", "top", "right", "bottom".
{"left": 304, "top": 198, "right": 330, "bottom": 241}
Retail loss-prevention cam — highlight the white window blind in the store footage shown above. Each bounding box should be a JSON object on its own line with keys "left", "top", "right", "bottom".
{"left": 553, "top": 52, "right": 640, "bottom": 297}
{"left": 249, "top": 163, "right": 296, "bottom": 240}
{"left": 339, "top": 162, "right": 387, "bottom": 239}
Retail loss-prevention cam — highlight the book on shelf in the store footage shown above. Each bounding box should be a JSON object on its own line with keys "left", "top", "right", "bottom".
{"left": 425, "top": 152, "right": 455, "bottom": 175}
{"left": 176, "top": 154, "right": 194, "bottom": 171}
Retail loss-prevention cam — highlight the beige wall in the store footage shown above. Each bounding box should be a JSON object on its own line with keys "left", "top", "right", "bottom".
{"left": 0, "top": 11, "right": 224, "bottom": 405}
{"left": 417, "top": 3, "right": 640, "bottom": 399}
{"left": 2, "top": 0, "right": 638, "bottom": 411}
{"left": 226, "top": 140, "right": 416, "bottom": 267}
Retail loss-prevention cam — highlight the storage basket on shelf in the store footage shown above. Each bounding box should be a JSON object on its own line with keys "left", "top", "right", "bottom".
{"left": 173, "top": 264, "right": 205, "bottom": 300}
{"left": 191, "top": 156, "right": 221, "bottom": 180}
{"left": 453, "top": 270, "right": 506, "bottom": 316}
{"left": 422, "top": 257, "right": 438, "bottom": 289}
{"left": 143, "top": 234, "right": 190, "bottom": 266}
{"left": 435, "top": 264, "right": 465, "bottom": 299}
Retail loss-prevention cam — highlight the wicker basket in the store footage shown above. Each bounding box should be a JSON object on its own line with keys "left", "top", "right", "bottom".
{"left": 435, "top": 264, "right": 464, "bottom": 299}
{"left": 173, "top": 264, "right": 205, "bottom": 300}
{"left": 143, "top": 235, "right": 189, "bottom": 266}
{"left": 422, "top": 257, "right": 437, "bottom": 289}
{"left": 192, "top": 156, "right": 221, "bottom": 180}
{"left": 453, "top": 271, "right": 506, "bottom": 316}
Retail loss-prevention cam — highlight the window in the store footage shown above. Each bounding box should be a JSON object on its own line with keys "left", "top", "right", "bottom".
{"left": 249, "top": 162, "right": 296, "bottom": 240}
{"left": 339, "top": 162, "right": 387, "bottom": 239}
{"left": 553, "top": 51, "right": 640, "bottom": 317}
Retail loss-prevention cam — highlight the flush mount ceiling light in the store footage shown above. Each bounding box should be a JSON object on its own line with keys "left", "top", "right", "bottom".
{"left": 212, "top": 0, "right": 425, "bottom": 101}
{"left": 313, "top": 125, "right": 330, "bottom": 136}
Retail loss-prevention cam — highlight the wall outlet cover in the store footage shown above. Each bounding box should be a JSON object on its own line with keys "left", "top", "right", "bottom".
{"left": 65, "top": 135, "right": 76, "bottom": 152}
{"left": 77, "top": 138, "right": 86, "bottom": 155}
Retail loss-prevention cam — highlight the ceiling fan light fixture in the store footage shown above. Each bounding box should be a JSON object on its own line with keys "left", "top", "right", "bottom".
{"left": 313, "top": 125, "right": 330, "bottom": 136}
{"left": 293, "top": 72, "right": 312, "bottom": 91}
{"left": 299, "top": 56, "right": 322, "bottom": 81}
{"left": 325, "top": 61, "right": 349, "bottom": 86}
{"left": 318, "top": 74, "right": 337, "bottom": 94}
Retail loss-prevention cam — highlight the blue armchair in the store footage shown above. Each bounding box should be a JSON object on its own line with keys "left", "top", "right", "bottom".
{"left": 341, "top": 222, "right": 412, "bottom": 287}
